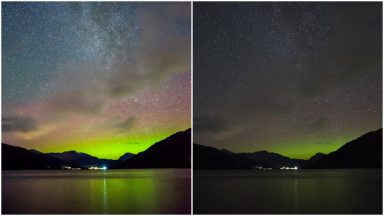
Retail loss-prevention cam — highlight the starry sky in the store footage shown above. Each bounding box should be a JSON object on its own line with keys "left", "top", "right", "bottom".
{"left": 2, "top": 2, "right": 191, "bottom": 159}
{"left": 194, "top": 2, "right": 382, "bottom": 159}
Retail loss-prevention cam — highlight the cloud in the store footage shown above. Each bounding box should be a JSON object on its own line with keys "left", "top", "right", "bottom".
{"left": 115, "top": 117, "right": 136, "bottom": 132}
{"left": 104, "top": 3, "right": 191, "bottom": 97}
{"left": 296, "top": 3, "right": 381, "bottom": 98}
{"left": 194, "top": 116, "right": 229, "bottom": 134}
{"left": 235, "top": 91, "right": 295, "bottom": 118}
{"left": 304, "top": 117, "right": 328, "bottom": 133}
{"left": 2, "top": 116, "right": 37, "bottom": 133}
{"left": 46, "top": 90, "right": 103, "bottom": 116}
{"left": 32, "top": 2, "right": 190, "bottom": 122}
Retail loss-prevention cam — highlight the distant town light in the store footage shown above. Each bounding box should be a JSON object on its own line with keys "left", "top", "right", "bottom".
{"left": 61, "top": 166, "right": 81, "bottom": 170}
{"left": 88, "top": 166, "right": 108, "bottom": 170}
{"left": 280, "top": 166, "right": 299, "bottom": 170}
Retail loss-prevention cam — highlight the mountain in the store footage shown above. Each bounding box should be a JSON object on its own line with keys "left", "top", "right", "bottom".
{"left": 118, "top": 152, "right": 135, "bottom": 161}
{"left": 118, "top": 129, "right": 191, "bottom": 168}
{"left": 47, "top": 151, "right": 119, "bottom": 168}
{"left": 195, "top": 129, "right": 382, "bottom": 169}
{"left": 239, "top": 151, "right": 307, "bottom": 169}
{"left": 2, "top": 143, "right": 75, "bottom": 170}
{"left": 309, "top": 129, "right": 382, "bottom": 169}
{"left": 309, "top": 152, "right": 327, "bottom": 162}
{"left": 194, "top": 144, "right": 255, "bottom": 169}
{"left": 29, "top": 149, "right": 43, "bottom": 154}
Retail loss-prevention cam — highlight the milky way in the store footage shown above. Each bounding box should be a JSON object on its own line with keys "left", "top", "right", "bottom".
{"left": 194, "top": 2, "right": 382, "bottom": 159}
{"left": 2, "top": 2, "right": 191, "bottom": 159}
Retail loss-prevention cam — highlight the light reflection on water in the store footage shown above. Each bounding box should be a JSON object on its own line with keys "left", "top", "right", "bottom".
{"left": 194, "top": 169, "right": 382, "bottom": 214}
{"left": 2, "top": 169, "right": 191, "bottom": 214}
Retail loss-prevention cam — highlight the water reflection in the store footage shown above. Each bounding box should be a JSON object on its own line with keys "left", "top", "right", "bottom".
{"left": 194, "top": 169, "right": 382, "bottom": 214}
{"left": 294, "top": 177, "right": 298, "bottom": 213}
{"left": 2, "top": 169, "right": 191, "bottom": 214}
{"left": 103, "top": 176, "right": 107, "bottom": 213}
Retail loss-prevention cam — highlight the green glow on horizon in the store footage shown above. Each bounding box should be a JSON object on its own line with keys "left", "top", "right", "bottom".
{"left": 229, "top": 132, "right": 364, "bottom": 160}
{"left": 36, "top": 129, "right": 183, "bottom": 160}
{"left": 268, "top": 133, "right": 361, "bottom": 159}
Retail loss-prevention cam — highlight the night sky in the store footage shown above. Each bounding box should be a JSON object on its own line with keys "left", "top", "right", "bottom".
{"left": 2, "top": 2, "right": 190, "bottom": 159}
{"left": 194, "top": 2, "right": 382, "bottom": 159}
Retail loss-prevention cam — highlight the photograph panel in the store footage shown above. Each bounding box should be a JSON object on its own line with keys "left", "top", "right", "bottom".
{"left": 193, "top": 2, "right": 382, "bottom": 214}
{"left": 2, "top": 2, "right": 191, "bottom": 214}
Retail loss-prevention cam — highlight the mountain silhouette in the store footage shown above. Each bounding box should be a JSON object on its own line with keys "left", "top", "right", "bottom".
{"left": 3, "top": 129, "right": 190, "bottom": 170}
{"left": 239, "top": 150, "right": 307, "bottom": 169}
{"left": 118, "top": 128, "right": 191, "bottom": 168}
{"left": 309, "top": 129, "right": 382, "bottom": 168}
{"left": 47, "top": 151, "right": 120, "bottom": 168}
{"left": 309, "top": 152, "right": 327, "bottom": 162}
{"left": 29, "top": 149, "right": 43, "bottom": 154}
{"left": 2, "top": 143, "right": 75, "bottom": 170}
{"left": 118, "top": 152, "right": 135, "bottom": 161}
{"left": 194, "top": 128, "right": 382, "bottom": 169}
{"left": 193, "top": 144, "right": 255, "bottom": 169}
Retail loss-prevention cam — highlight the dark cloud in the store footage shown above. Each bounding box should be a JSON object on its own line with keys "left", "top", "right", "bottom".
{"left": 297, "top": 3, "right": 381, "bottom": 98}
{"left": 194, "top": 116, "right": 229, "bottom": 134}
{"left": 85, "top": 3, "right": 191, "bottom": 98}
{"left": 305, "top": 117, "right": 328, "bottom": 133}
{"left": 46, "top": 90, "right": 102, "bottom": 116}
{"left": 2, "top": 116, "right": 37, "bottom": 133}
{"left": 42, "top": 2, "right": 191, "bottom": 117}
{"left": 107, "top": 70, "right": 145, "bottom": 97}
{"left": 233, "top": 90, "right": 295, "bottom": 118}
{"left": 115, "top": 117, "right": 136, "bottom": 132}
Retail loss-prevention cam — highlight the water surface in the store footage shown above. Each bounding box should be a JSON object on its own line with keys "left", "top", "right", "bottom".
{"left": 3, "top": 169, "right": 190, "bottom": 214}
{"left": 194, "top": 169, "right": 382, "bottom": 214}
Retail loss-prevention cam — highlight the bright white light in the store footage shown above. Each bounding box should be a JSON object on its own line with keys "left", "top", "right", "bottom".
{"left": 89, "top": 166, "right": 108, "bottom": 170}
